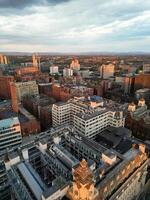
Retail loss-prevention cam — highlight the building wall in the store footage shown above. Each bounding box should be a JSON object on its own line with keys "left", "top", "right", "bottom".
{"left": 0, "top": 161, "right": 11, "bottom": 200}
{"left": 52, "top": 84, "right": 61, "bottom": 100}
{"left": 15, "top": 66, "right": 39, "bottom": 76}
{"left": 52, "top": 101, "right": 125, "bottom": 138}
{"left": 74, "top": 111, "right": 124, "bottom": 138}
{"left": 21, "top": 119, "right": 41, "bottom": 137}
{"left": 100, "top": 63, "right": 115, "bottom": 79}
{"left": 0, "top": 76, "right": 14, "bottom": 99}
{"left": 40, "top": 106, "right": 52, "bottom": 130}
{"left": 98, "top": 148, "right": 148, "bottom": 200}
{"left": 135, "top": 74, "right": 150, "bottom": 90}
{"left": 0, "top": 117, "right": 22, "bottom": 151}
{"left": 10, "top": 81, "right": 39, "bottom": 113}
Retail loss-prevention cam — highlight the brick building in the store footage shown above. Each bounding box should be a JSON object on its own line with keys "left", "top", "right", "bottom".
{"left": 134, "top": 74, "right": 150, "bottom": 90}
{"left": 0, "top": 76, "right": 14, "bottom": 99}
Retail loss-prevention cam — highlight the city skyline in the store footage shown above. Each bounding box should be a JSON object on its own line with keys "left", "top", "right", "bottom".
{"left": 0, "top": 0, "right": 150, "bottom": 52}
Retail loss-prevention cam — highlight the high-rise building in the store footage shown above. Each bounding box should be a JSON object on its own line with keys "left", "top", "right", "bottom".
{"left": 124, "top": 75, "right": 135, "bottom": 94}
{"left": 10, "top": 81, "right": 39, "bottom": 112}
{"left": 0, "top": 117, "right": 22, "bottom": 152}
{"left": 50, "top": 65, "right": 59, "bottom": 75}
{"left": 100, "top": 63, "right": 115, "bottom": 79}
{"left": 63, "top": 68, "right": 73, "bottom": 77}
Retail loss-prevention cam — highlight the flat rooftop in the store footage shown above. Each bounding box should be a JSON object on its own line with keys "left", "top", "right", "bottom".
{"left": 0, "top": 117, "right": 19, "bottom": 129}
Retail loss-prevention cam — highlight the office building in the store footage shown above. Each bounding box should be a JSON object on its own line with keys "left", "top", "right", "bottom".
{"left": 0, "top": 117, "right": 22, "bottom": 152}
{"left": 52, "top": 96, "right": 125, "bottom": 138}
{"left": 143, "top": 63, "right": 150, "bottom": 73}
{"left": 63, "top": 68, "right": 73, "bottom": 77}
{"left": 100, "top": 63, "right": 115, "bottom": 79}
{"left": 50, "top": 65, "right": 59, "bottom": 75}
{"left": 10, "top": 81, "right": 39, "bottom": 112}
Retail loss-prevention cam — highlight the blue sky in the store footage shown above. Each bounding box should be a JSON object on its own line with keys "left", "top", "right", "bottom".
{"left": 0, "top": 0, "right": 150, "bottom": 52}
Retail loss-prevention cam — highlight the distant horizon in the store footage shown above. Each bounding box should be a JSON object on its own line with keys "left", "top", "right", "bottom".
{"left": 1, "top": 50, "right": 150, "bottom": 56}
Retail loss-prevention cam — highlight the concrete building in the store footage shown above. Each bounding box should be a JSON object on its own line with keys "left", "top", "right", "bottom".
{"left": 79, "top": 70, "right": 90, "bottom": 78}
{"left": 50, "top": 65, "right": 59, "bottom": 75}
{"left": 100, "top": 63, "right": 115, "bottom": 79}
{"left": 63, "top": 68, "right": 73, "bottom": 77}
{"left": 0, "top": 117, "right": 22, "bottom": 152}
{"left": 52, "top": 96, "right": 125, "bottom": 138}
{"left": 0, "top": 101, "right": 41, "bottom": 137}
{"left": 124, "top": 75, "right": 135, "bottom": 94}
{"left": 115, "top": 75, "right": 135, "bottom": 94}
{"left": 10, "top": 81, "right": 39, "bottom": 112}
{"left": 143, "top": 63, "right": 150, "bottom": 73}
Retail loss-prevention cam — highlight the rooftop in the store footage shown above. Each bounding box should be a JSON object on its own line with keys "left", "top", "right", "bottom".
{"left": 0, "top": 117, "right": 19, "bottom": 129}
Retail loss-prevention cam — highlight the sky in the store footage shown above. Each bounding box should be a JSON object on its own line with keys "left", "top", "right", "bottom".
{"left": 0, "top": 0, "right": 150, "bottom": 52}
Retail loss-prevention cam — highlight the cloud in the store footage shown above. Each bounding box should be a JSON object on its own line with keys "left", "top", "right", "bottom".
{"left": 0, "top": 0, "right": 150, "bottom": 52}
{"left": 0, "top": 0, "right": 69, "bottom": 8}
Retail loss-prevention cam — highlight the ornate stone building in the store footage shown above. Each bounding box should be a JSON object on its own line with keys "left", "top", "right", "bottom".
{"left": 67, "top": 159, "right": 99, "bottom": 200}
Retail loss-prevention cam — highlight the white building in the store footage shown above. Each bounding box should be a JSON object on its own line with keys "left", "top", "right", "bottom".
{"left": 50, "top": 66, "right": 59, "bottom": 75}
{"left": 143, "top": 63, "right": 150, "bottom": 73}
{"left": 0, "top": 117, "right": 22, "bottom": 152}
{"left": 74, "top": 109, "right": 124, "bottom": 138}
{"left": 63, "top": 68, "right": 73, "bottom": 77}
{"left": 52, "top": 97, "right": 125, "bottom": 138}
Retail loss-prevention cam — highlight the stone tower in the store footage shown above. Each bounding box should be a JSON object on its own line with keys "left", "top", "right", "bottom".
{"left": 32, "top": 54, "right": 38, "bottom": 67}
{"left": 0, "top": 54, "right": 8, "bottom": 64}
{"left": 68, "top": 159, "right": 99, "bottom": 200}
